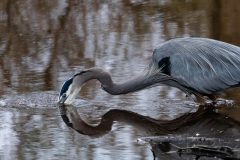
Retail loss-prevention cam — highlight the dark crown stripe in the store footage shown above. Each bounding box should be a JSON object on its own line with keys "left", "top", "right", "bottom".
{"left": 74, "top": 70, "right": 88, "bottom": 77}
{"left": 59, "top": 78, "right": 73, "bottom": 97}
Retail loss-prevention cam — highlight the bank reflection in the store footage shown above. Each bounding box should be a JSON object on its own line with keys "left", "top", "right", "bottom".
{"left": 59, "top": 104, "right": 240, "bottom": 159}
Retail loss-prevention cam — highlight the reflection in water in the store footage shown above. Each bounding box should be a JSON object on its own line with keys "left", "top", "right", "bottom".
{"left": 59, "top": 104, "right": 240, "bottom": 159}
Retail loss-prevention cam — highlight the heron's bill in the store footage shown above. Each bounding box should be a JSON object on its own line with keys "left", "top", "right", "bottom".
{"left": 58, "top": 93, "right": 67, "bottom": 104}
{"left": 59, "top": 86, "right": 82, "bottom": 105}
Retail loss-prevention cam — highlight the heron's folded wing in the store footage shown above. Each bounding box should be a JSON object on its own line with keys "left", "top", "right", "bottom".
{"left": 170, "top": 38, "right": 240, "bottom": 94}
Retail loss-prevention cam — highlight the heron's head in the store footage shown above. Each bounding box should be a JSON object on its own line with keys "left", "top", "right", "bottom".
{"left": 58, "top": 70, "right": 90, "bottom": 105}
{"left": 58, "top": 68, "right": 108, "bottom": 105}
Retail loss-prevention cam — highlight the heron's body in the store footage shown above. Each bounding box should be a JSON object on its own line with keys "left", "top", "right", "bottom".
{"left": 151, "top": 38, "right": 240, "bottom": 96}
{"left": 59, "top": 37, "right": 240, "bottom": 104}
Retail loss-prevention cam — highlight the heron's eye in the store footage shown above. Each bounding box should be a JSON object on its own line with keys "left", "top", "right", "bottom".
{"left": 59, "top": 93, "right": 67, "bottom": 100}
{"left": 62, "top": 93, "right": 67, "bottom": 98}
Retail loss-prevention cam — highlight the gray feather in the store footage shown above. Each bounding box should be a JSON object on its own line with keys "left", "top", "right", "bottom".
{"left": 151, "top": 37, "right": 240, "bottom": 95}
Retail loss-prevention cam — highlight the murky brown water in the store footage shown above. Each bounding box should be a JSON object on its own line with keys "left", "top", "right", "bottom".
{"left": 0, "top": 0, "right": 240, "bottom": 159}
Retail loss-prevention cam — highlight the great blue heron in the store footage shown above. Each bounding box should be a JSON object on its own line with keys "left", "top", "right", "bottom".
{"left": 58, "top": 37, "right": 240, "bottom": 105}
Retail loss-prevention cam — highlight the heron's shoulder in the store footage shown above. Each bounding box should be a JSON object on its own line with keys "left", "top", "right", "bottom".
{"left": 153, "top": 37, "right": 240, "bottom": 57}
{"left": 154, "top": 37, "right": 218, "bottom": 51}
{"left": 153, "top": 38, "right": 198, "bottom": 57}
{"left": 152, "top": 37, "right": 197, "bottom": 61}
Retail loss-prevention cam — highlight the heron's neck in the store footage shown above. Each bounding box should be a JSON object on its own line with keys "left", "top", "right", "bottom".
{"left": 97, "top": 71, "right": 173, "bottom": 95}
{"left": 93, "top": 69, "right": 197, "bottom": 97}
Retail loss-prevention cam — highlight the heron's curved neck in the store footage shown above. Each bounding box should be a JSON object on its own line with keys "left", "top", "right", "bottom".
{"left": 92, "top": 68, "right": 199, "bottom": 97}
{"left": 95, "top": 70, "right": 174, "bottom": 95}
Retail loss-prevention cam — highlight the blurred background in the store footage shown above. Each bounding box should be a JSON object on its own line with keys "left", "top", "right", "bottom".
{"left": 0, "top": 0, "right": 240, "bottom": 159}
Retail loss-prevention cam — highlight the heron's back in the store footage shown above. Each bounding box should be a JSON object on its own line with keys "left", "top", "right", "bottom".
{"left": 151, "top": 37, "right": 240, "bottom": 94}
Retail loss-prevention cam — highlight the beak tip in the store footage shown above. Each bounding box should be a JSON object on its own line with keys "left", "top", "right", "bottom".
{"left": 58, "top": 94, "right": 67, "bottom": 105}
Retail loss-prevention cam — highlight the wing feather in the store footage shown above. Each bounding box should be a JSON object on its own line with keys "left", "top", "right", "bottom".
{"left": 153, "top": 38, "right": 240, "bottom": 94}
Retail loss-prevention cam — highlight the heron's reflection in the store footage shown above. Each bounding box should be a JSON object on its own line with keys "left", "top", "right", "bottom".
{"left": 58, "top": 104, "right": 240, "bottom": 159}
{"left": 59, "top": 104, "right": 175, "bottom": 137}
{"left": 58, "top": 104, "right": 240, "bottom": 137}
